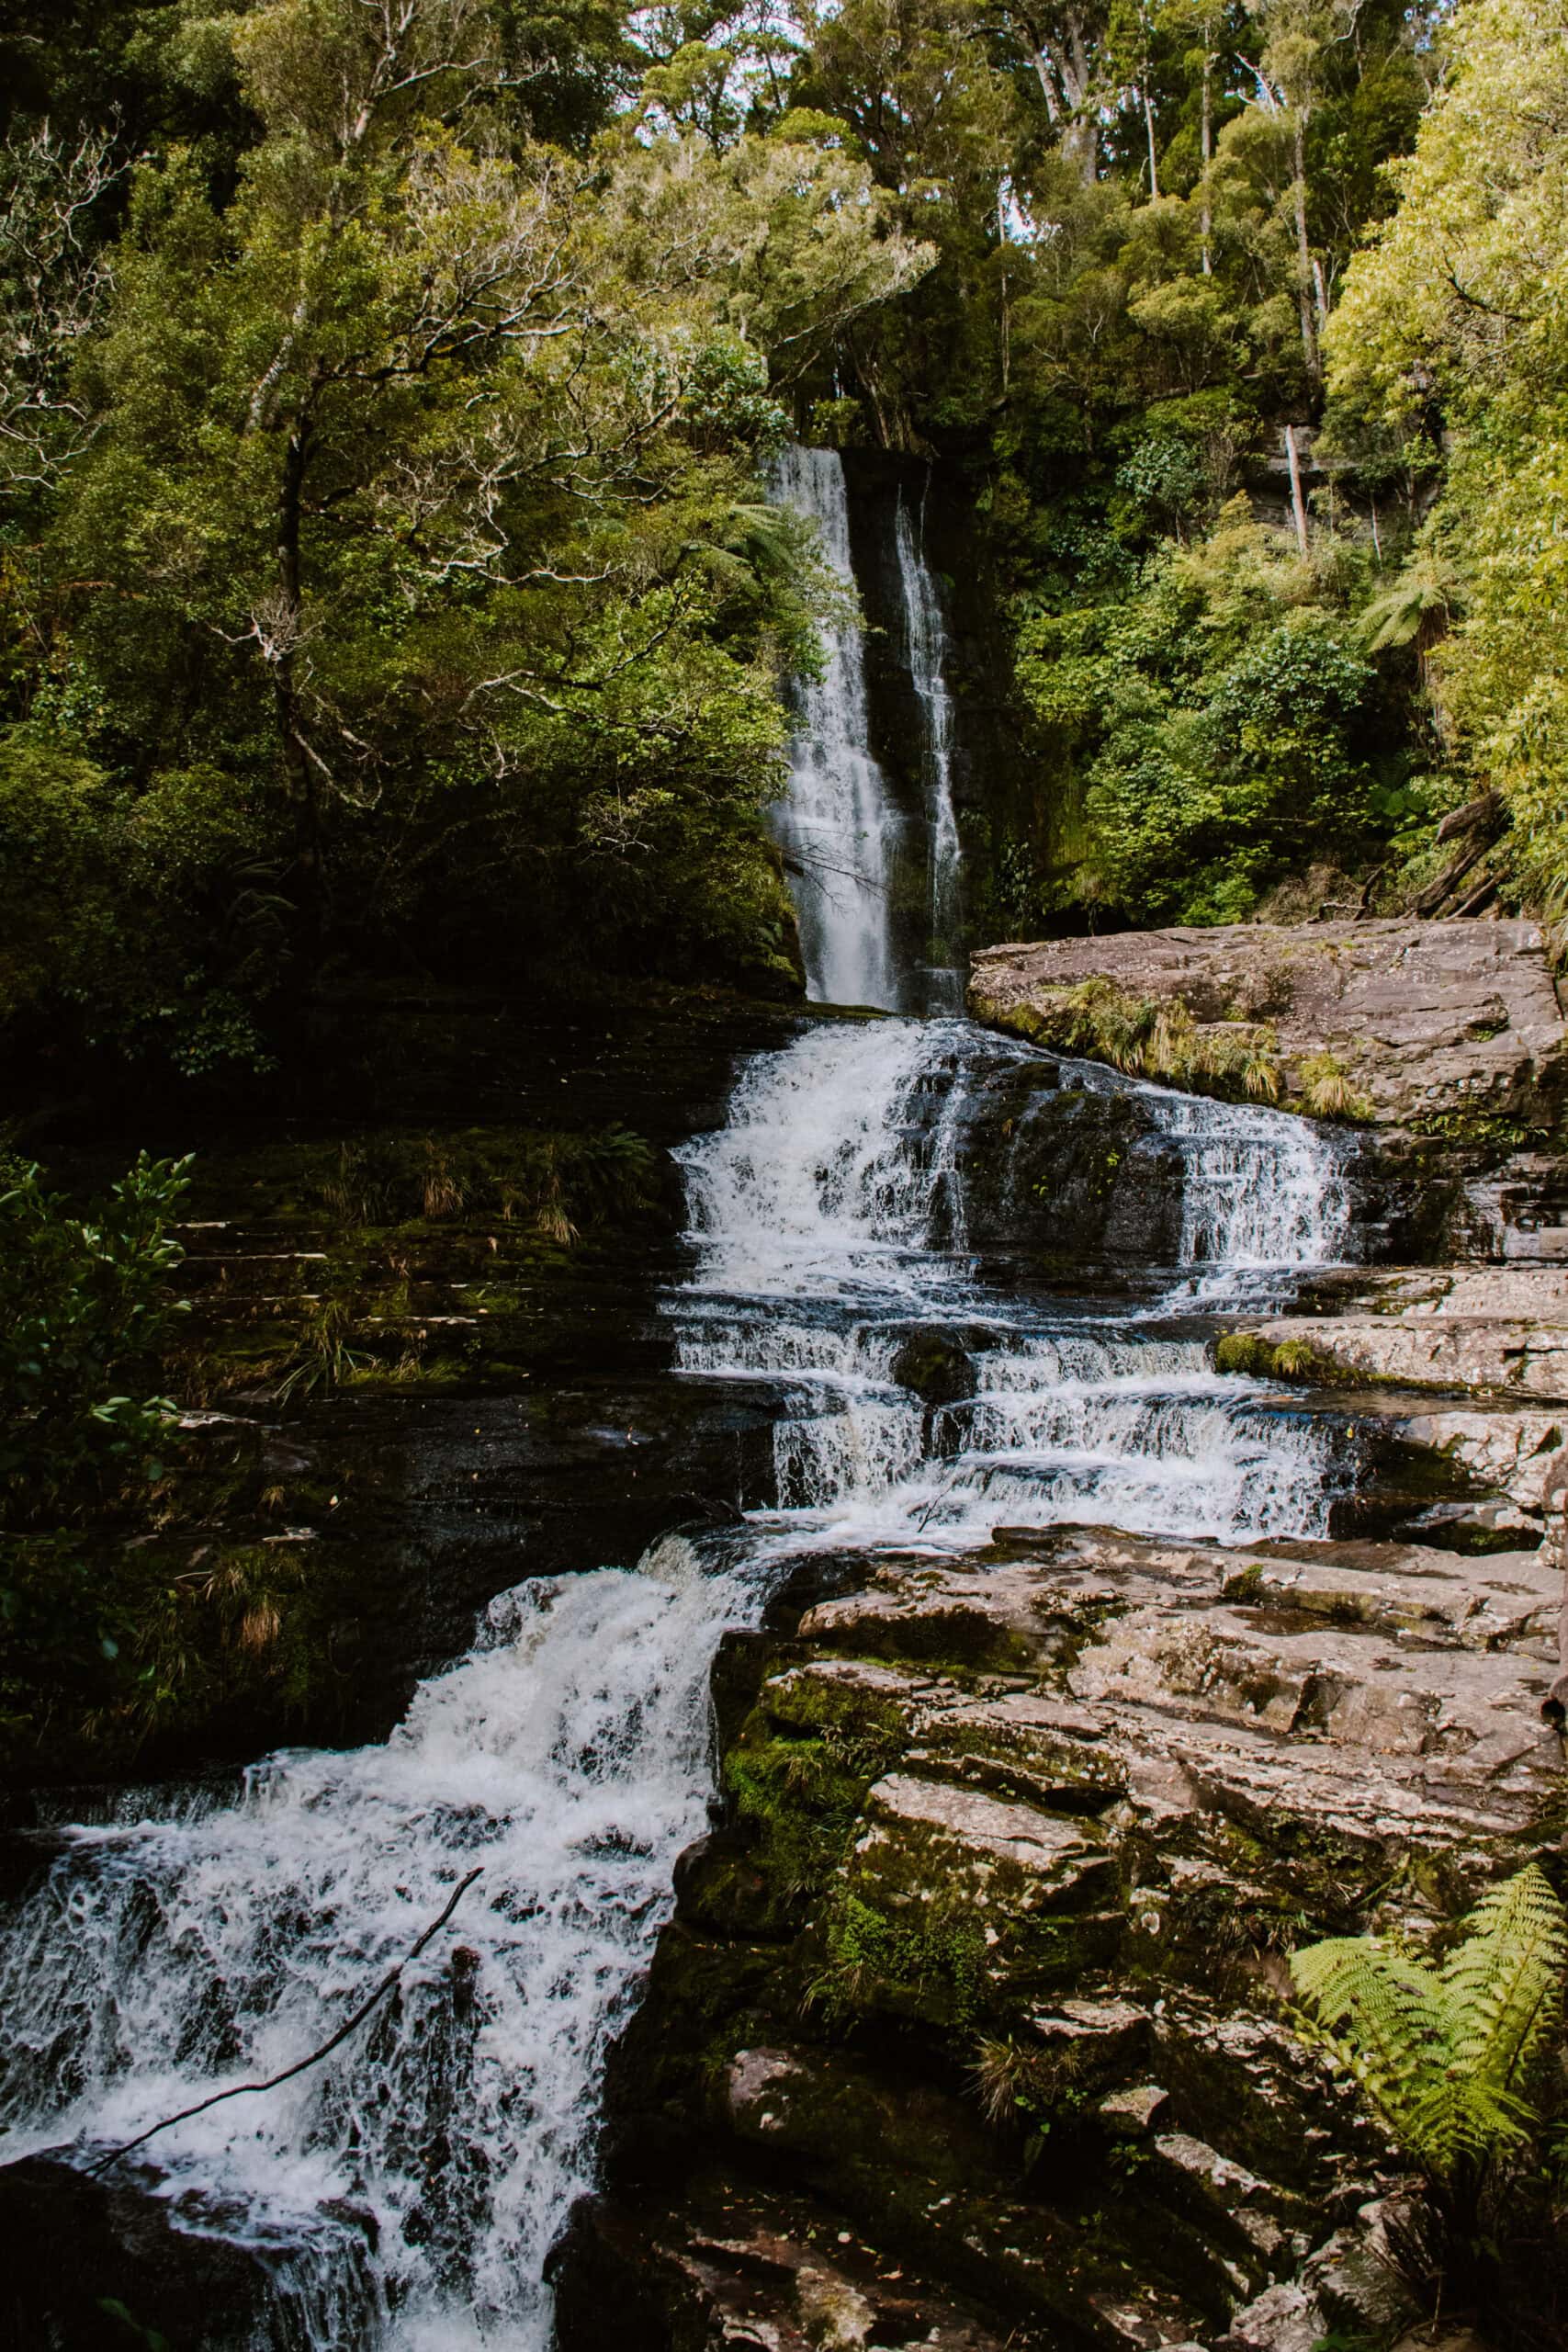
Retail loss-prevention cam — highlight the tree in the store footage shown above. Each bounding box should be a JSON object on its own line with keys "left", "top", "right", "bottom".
{"left": 2, "top": 0, "right": 931, "bottom": 1061}
{"left": 0, "top": 121, "right": 122, "bottom": 496}
{"left": 1326, "top": 0, "right": 1568, "bottom": 911}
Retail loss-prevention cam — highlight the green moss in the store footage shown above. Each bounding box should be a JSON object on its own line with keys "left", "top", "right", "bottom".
{"left": 977, "top": 979, "right": 1283, "bottom": 1105}
{"left": 1213, "top": 1330, "right": 1348, "bottom": 1385}
{"left": 810, "top": 1886, "right": 991, "bottom": 2030}
{"left": 720, "top": 1669, "right": 910, "bottom": 1928}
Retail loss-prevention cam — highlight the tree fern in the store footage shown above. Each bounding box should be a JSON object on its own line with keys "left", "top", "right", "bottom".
{"left": 1291, "top": 1866, "right": 1568, "bottom": 2198}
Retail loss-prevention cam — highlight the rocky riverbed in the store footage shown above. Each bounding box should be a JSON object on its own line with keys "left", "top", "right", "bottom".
{"left": 558, "top": 1516, "right": 1561, "bottom": 2351}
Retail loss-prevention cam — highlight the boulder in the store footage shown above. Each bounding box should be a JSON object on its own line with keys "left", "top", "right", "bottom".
{"left": 889, "top": 1326, "right": 979, "bottom": 1406}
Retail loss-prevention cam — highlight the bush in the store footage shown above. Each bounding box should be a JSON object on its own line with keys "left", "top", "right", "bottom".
{"left": 0, "top": 1150, "right": 193, "bottom": 1763}
{"left": 0, "top": 1150, "right": 192, "bottom": 1523}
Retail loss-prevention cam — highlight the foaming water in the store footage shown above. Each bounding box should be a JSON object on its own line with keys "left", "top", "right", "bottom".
{"left": 671, "top": 1017, "right": 1358, "bottom": 1554}
{"left": 0, "top": 1555, "right": 761, "bottom": 2348}
{"left": 770, "top": 445, "right": 904, "bottom": 1011}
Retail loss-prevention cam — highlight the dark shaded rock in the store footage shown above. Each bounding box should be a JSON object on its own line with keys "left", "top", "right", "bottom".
{"left": 0, "top": 2155, "right": 286, "bottom": 2351}
{"left": 890, "top": 1326, "right": 978, "bottom": 1406}
{"left": 957, "top": 1064, "right": 1185, "bottom": 1264}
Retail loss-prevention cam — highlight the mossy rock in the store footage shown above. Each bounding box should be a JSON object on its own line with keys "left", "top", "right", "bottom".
{"left": 889, "top": 1326, "right": 978, "bottom": 1407}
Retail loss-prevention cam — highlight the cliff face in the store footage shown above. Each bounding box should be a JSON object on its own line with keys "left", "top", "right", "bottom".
{"left": 836, "top": 452, "right": 1052, "bottom": 957}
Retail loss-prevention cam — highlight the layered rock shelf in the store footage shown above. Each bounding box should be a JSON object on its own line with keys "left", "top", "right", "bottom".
{"left": 560, "top": 1521, "right": 1562, "bottom": 2351}
{"left": 969, "top": 921, "right": 1566, "bottom": 1135}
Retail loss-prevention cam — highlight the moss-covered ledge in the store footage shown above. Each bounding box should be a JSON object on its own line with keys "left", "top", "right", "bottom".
{"left": 968, "top": 919, "right": 1566, "bottom": 1133}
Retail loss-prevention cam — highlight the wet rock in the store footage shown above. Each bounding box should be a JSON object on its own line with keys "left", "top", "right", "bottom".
{"left": 889, "top": 1327, "right": 978, "bottom": 1406}
{"left": 1099, "top": 2083, "right": 1169, "bottom": 2136}
{"left": 1219, "top": 2279, "right": 1326, "bottom": 2352}
{"left": 957, "top": 1070, "right": 1186, "bottom": 1264}
{"left": 589, "top": 1513, "right": 1563, "bottom": 2352}
{"left": 1303, "top": 2199, "right": 1425, "bottom": 2340}
{"left": 0, "top": 2152, "right": 373, "bottom": 2350}
{"left": 969, "top": 920, "right": 1566, "bottom": 1131}
{"left": 551, "top": 2183, "right": 1028, "bottom": 2352}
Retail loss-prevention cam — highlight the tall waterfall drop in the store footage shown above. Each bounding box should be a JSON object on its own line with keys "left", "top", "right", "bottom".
{"left": 894, "top": 487, "right": 964, "bottom": 1012}
{"left": 770, "top": 444, "right": 904, "bottom": 1010}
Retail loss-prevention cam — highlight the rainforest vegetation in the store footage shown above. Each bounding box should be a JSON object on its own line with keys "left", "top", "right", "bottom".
{"left": 0, "top": 0, "right": 1565, "bottom": 1091}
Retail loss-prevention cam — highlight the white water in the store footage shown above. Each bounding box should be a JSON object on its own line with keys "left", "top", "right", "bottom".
{"left": 671, "top": 1018, "right": 1356, "bottom": 1555}
{"left": 0, "top": 1551, "right": 760, "bottom": 2349}
{"left": 894, "top": 488, "right": 964, "bottom": 1012}
{"left": 771, "top": 445, "right": 904, "bottom": 1010}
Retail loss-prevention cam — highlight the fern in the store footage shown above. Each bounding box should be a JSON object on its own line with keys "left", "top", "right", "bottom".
{"left": 1291, "top": 1866, "right": 1568, "bottom": 2197}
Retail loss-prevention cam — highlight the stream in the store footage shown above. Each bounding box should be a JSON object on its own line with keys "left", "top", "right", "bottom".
{"left": 0, "top": 449, "right": 1364, "bottom": 2350}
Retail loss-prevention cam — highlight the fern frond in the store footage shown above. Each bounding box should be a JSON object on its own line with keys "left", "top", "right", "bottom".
{"left": 1290, "top": 1936, "right": 1442, "bottom": 2121}
{"left": 1292, "top": 1868, "right": 1568, "bottom": 2189}
{"left": 1439, "top": 1864, "right": 1568, "bottom": 2097}
{"left": 1404, "top": 2068, "right": 1537, "bottom": 2178}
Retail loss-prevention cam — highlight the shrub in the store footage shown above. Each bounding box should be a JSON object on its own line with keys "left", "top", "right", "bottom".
{"left": 0, "top": 1151, "right": 192, "bottom": 1523}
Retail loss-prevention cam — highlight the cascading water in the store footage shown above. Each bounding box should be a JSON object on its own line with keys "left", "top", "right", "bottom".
{"left": 894, "top": 487, "right": 964, "bottom": 1013}
{"left": 0, "top": 445, "right": 1365, "bottom": 2350}
{"left": 770, "top": 445, "right": 904, "bottom": 1011}
{"left": 0, "top": 1550, "right": 763, "bottom": 2350}
{"left": 670, "top": 1018, "right": 1358, "bottom": 1556}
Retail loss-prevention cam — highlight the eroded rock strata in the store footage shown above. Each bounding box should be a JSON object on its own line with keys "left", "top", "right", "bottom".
{"left": 558, "top": 1510, "right": 1562, "bottom": 2352}
{"left": 969, "top": 921, "right": 1566, "bottom": 1136}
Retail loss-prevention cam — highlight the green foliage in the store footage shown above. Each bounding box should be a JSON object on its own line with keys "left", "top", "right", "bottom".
{"left": 1291, "top": 1865, "right": 1568, "bottom": 2202}
{"left": 0, "top": 1150, "right": 192, "bottom": 1765}
{"left": 0, "top": 0, "right": 933, "bottom": 1068}
{"left": 1016, "top": 508, "right": 1401, "bottom": 924}
{"left": 0, "top": 740, "right": 283, "bottom": 1073}
{"left": 1327, "top": 0, "right": 1568, "bottom": 920}
{"left": 0, "top": 1151, "right": 191, "bottom": 1521}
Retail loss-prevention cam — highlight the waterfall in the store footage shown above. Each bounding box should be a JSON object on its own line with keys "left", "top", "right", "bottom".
{"left": 894, "top": 488, "right": 964, "bottom": 1013}
{"left": 770, "top": 446, "right": 903, "bottom": 1010}
{"left": 670, "top": 1019, "right": 1357, "bottom": 1555}
{"left": 0, "top": 1557, "right": 765, "bottom": 2350}
{"left": 0, "top": 442, "right": 1366, "bottom": 2350}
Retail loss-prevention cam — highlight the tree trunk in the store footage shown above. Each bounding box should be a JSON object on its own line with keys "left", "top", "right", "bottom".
{"left": 1144, "top": 86, "right": 1160, "bottom": 196}
{"left": 275, "top": 412, "right": 322, "bottom": 961}
{"left": 1284, "top": 423, "right": 1310, "bottom": 559}
{"left": 1200, "top": 45, "right": 1212, "bottom": 273}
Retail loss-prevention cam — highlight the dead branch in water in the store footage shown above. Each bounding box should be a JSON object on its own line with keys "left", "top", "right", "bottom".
{"left": 85, "top": 1865, "right": 485, "bottom": 2178}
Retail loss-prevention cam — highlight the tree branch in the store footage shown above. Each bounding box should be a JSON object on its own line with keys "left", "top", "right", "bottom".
{"left": 85, "top": 1865, "right": 484, "bottom": 2178}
